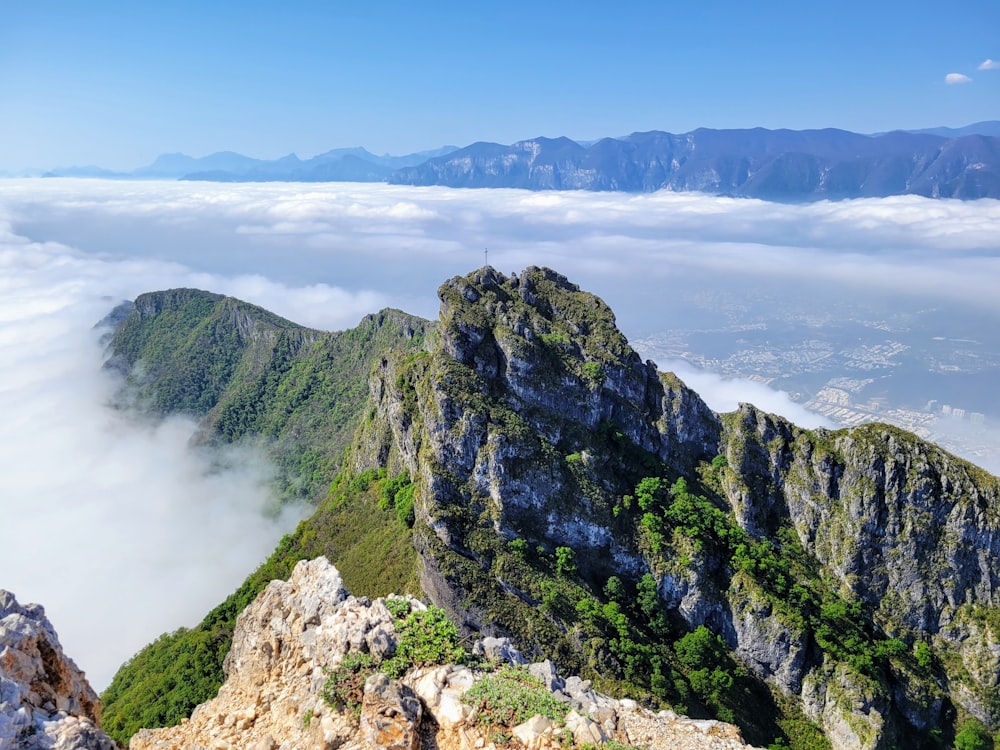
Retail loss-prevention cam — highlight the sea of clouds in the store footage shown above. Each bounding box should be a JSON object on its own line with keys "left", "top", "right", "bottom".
{"left": 1, "top": 179, "right": 998, "bottom": 689}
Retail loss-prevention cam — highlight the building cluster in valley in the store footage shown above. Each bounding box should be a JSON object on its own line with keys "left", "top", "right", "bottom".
{"left": 637, "top": 324, "right": 998, "bottom": 473}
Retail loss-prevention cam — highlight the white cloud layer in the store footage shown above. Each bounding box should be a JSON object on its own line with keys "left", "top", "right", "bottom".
{"left": 641, "top": 358, "right": 832, "bottom": 430}
{"left": 978, "top": 59, "right": 1000, "bottom": 70}
{"left": 1, "top": 178, "right": 999, "bottom": 687}
{"left": 945, "top": 72, "right": 972, "bottom": 84}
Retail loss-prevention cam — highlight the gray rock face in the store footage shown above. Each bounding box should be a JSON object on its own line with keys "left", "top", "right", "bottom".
{"left": 721, "top": 404, "right": 1000, "bottom": 736}
{"left": 348, "top": 267, "right": 1000, "bottom": 748}
{"left": 353, "top": 266, "right": 720, "bottom": 562}
{"left": 0, "top": 590, "right": 115, "bottom": 750}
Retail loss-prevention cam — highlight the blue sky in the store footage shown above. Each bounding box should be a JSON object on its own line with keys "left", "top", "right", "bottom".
{"left": 1, "top": 1, "right": 998, "bottom": 171}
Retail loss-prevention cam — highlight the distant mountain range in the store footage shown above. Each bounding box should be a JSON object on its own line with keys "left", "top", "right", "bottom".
{"left": 42, "top": 146, "right": 460, "bottom": 183}
{"left": 39, "top": 122, "right": 1000, "bottom": 200}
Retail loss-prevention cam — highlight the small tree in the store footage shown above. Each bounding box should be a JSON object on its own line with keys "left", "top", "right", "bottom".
{"left": 554, "top": 546, "right": 576, "bottom": 577}
{"left": 954, "top": 719, "right": 993, "bottom": 750}
{"left": 604, "top": 576, "right": 625, "bottom": 602}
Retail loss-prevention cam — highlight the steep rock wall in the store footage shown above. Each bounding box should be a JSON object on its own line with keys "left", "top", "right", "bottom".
{"left": 349, "top": 267, "right": 1000, "bottom": 748}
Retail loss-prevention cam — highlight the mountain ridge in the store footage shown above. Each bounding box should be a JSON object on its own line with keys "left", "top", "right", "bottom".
{"left": 98, "top": 267, "right": 1000, "bottom": 749}
{"left": 389, "top": 129, "right": 1000, "bottom": 199}
{"left": 128, "top": 556, "right": 761, "bottom": 750}
{"left": 36, "top": 123, "right": 1000, "bottom": 200}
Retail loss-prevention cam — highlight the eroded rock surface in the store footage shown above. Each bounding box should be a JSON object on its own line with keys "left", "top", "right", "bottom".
{"left": 0, "top": 590, "right": 115, "bottom": 750}
{"left": 130, "top": 557, "right": 758, "bottom": 750}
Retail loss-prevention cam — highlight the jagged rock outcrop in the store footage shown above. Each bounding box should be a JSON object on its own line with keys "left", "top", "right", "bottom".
{"left": 351, "top": 267, "right": 719, "bottom": 561}
{"left": 0, "top": 590, "right": 115, "bottom": 750}
{"left": 720, "top": 406, "right": 1000, "bottom": 738}
{"left": 347, "top": 267, "right": 1000, "bottom": 748}
{"left": 130, "top": 557, "right": 758, "bottom": 750}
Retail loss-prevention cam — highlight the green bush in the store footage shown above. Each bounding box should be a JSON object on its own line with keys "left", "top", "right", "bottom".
{"left": 382, "top": 606, "right": 466, "bottom": 677}
{"left": 384, "top": 597, "right": 412, "bottom": 620}
{"left": 555, "top": 546, "right": 576, "bottom": 577}
{"left": 322, "top": 652, "right": 374, "bottom": 714}
{"left": 954, "top": 719, "right": 993, "bottom": 750}
{"left": 394, "top": 482, "right": 416, "bottom": 526}
{"left": 377, "top": 471, "right": 417, "bottom": 526}
{"left": 507, "top": 538, "right": 528, "bottom": 557}
{"left": 463, "top": 665, "right": 569, "bottom": 727}
{"left": 914, "top": 641, "right": 933, "bottom": 670}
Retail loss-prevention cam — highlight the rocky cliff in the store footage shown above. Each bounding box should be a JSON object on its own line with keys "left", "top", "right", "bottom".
{"left": 347, "top": 267, "right": 1000, "bottom": 748}
{"left": 0, "top": 590, "right": 115, "bottom": 749}
{"left": 130, "top": 556, "right": 758, "bottom": 750}
{"left": 101, "top": 267, "right": 1000, "bottom": 750}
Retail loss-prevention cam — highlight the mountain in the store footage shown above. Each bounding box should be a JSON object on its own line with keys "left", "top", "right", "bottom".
{"left": 900, "top": 121, "right": 1000, "bottom": 139}
{"left": 40, "top": 146, "right": 461, "bottom": 182}
{"left": 389, "top": 129, "right": 1000, "bottom": 200}
{"left": 99, "top": 268, "right": 1000, "bottom": 749}
{"left": 40, "top": 165, "right": 126, "bottom": 178}
{"left": 105, "top": 288, "right": 431, "bottom": 503}
{"left": 35, "top": 126, "right": 1000, "bottom": 199}
{"left": 179, "top": 146, "right": 462, "bottom": 182}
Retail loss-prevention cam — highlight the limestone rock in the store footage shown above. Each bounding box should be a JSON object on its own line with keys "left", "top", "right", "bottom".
{"left": 470, "top": 636, "right": 525, "bottom": 666}
{"left": 359, "top": 672, "right": 421, "bottom": 750}
{"left": 129, "top": 556, "right": 761, "bottom": 750}
{"left": 357, "top": 264, "right": 1000, "bottom": 748}
{"left": 0, "top": 590, "right": 115, "bottom": 750}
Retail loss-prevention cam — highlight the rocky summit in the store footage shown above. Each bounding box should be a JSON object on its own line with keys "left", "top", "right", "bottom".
{"left": 0, "top": 590, "right": 115, "bottom": 749}
{"left": 130, "top": 556, "right": 758, "bottom": 750}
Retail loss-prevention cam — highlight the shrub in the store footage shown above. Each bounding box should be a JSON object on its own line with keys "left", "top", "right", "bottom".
{"left": 383, "top": 606, "right": 465, "bottom": 677}
{"left": 582, "top": 361, "right": 605, "bottom": 387}
{"left": 954, "top": 719, "right": 993, "bottom": 750}
{"left": 914, "top": 641, "right": 933, "bottom": 670}
{"left": 384, "top": 597, "right": 412, "bottom": 620}
{"left": 507, "top": 538, "right": 528, "bottom": 558}
{"left": 394, "top": 482, "right": 416, "bottom": 526}
{"left": 378, "top": 471, "right": 417, "bottom": 527}
{"left": 604, "top": 576, "right": 625, "bottom": 602}
{"left": 322, "top": 651, "right": 374, "bottom": 714}
{"left": 555, "top": 546, "right": 576, "bottom": 578}
{"left": 464, "top": 665, "right": 569, "bottom": 727}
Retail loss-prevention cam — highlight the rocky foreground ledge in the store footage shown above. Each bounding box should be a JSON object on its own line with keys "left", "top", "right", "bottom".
{"left": 131, "top": 557, "right": 759, "bottom": 750}
{"left": 0, "top": 590, "right": 116, "bottom": 749}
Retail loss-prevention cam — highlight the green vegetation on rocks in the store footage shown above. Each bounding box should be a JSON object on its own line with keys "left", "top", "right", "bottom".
{"left": 107, "top": 291, "right": 430, "bottom": 502}
{"left": 464, "top": 665, "right": 570, "bottom": 727}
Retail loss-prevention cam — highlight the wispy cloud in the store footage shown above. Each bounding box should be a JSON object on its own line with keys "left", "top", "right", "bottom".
{"left": 0, "top": 220, "right": 313, "bottom": 689}
{"left": 1, "top": 179, "right": 999, "bottom": 685}
{"left": 945, "top": 72, "right": 973, "bottom": 84}
{"left": 978, "top": 59, "right": 1000, "bottom": 70}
